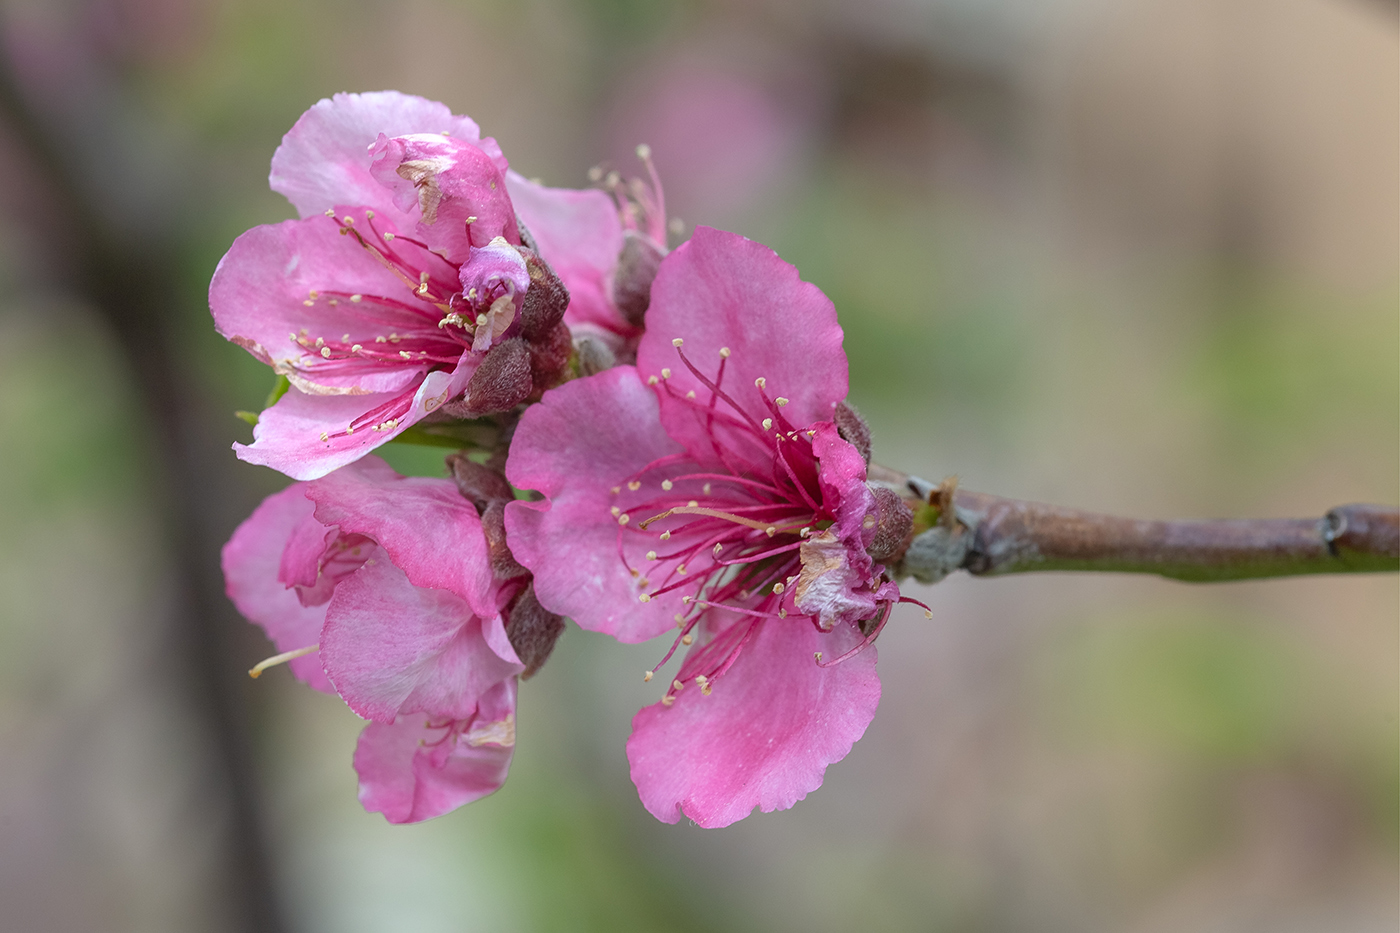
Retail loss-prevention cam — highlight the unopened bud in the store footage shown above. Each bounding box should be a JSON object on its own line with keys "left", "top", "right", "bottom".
{"left": 506, "top": 583, "right": 566, "bottom": 679}
{"left": 528, "top": 320, "right": 574, "bottom": 394}
{"left": 481, "top": 500, "right": 529, "bottom": 581}
{"left": 613, "top": 231, "right": 665, "bottom": 327}
{"left": 865, "top": 485, "right": 914, "bottom": 561}
{"left": 446, "top": 454, "right": 514, "bottom": 515}
{"left": 517, "top": 248, "right": 570, "bottom": 341}
{"left": 575, "top": 335, "right": 616, "bottom": 376}
{"left": 833, "top": 400, "right": 872, "bottom": 464}
{"left": 460, "top": 338, "right": 533, "bottom": 415}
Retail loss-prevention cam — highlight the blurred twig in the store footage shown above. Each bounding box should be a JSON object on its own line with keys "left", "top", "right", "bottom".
{"left": 0, "top": 36, "right": 288, "bottom": 933}
{"left": 869, "top": 465, "right": 1400, "bottom": 583}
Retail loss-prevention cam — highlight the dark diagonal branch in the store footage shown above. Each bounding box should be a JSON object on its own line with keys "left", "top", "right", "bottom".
{"left": 868, "top": 465, "right": 1400, "bottom": 584}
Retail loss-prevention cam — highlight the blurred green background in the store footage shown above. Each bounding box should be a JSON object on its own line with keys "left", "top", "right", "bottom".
{"left": 0, "top": 0, "right": 1394, "bottom": 930}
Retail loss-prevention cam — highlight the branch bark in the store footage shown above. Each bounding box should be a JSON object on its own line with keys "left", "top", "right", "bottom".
{"left": 868, "top": 465, "right": 1400, "bottom": 584}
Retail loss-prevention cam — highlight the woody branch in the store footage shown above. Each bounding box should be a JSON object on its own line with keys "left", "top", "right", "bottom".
{"left": 866, "top": 465, "right": 1400, "bottom": 584}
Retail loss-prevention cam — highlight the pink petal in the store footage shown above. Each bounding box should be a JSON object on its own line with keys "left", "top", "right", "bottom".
{"left": 270, "top": 91, "right": 504, "bottom": 222}
{"left": 354, "top": 679, "right": 517, "bottom": 824}
{"left": 627, "top": 615, "right": 880, "bottom": 828}
{"left": 210, "top": 213, "right": 434, "bottom": 396}
{"left": 505, "top": 171, "right": 628, "bottom": 333}
{"left": 320, "top": 552, "right": 522, "bottom": 723}
{"left": 304, "top": 456, "right": 494, "bottom": 616}
{"left": 220, "top": 485, "right": 332, "bottom": 692}
{"left": 233, "top": 358, "right": 474, "bottom": 481}
{"left": 811, "top": 421, "right": 877, "bottom": 558}
{"left": 504, "top": 367, "right": 687, "bottom": 642}
{"left": 635, "top": 227, "right": 848, "bottom": 456}
{"left": 368, "top": 133, "right": 519, "bottom": 258}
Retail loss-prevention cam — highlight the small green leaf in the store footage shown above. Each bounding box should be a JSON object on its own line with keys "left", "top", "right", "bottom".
{"left": 263, "top": 373, "right": 291, "bottom": 409}
{"left": 234, "top": 410, "right": 259, "bottom": 426}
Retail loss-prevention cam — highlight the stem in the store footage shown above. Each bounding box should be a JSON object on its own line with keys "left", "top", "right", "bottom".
{"left": 868, "top": 465, "right": 1400, "bottom": 583}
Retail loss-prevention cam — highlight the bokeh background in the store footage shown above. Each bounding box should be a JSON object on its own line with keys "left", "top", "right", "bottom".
{"left": 0, "top": 0, "right": 1395, "bottom": 930}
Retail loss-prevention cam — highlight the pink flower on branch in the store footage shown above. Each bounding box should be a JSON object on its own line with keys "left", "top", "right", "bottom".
{"left": 505, "top": 227, "right": 921, "bottom": 827}
{"left": 211, "top": 92, "right": 627, "bottom": 480}
{"left": 221, "top": 456, "right": 531, "bottom": 823}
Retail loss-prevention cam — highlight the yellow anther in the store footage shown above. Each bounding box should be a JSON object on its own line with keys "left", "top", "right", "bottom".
{"left": 681, "top": 595, "right": 692, "bottom": 605}
{"left": 351, "top": 294, "right": 363, "bottom": 302}
{"left": 660, "top": 531, "right": 672, "bottom": 540}
{"left": 618, "top": 514, "right": 630, "bottom": 525}
{"left": 628, "top": 480, "right": 641, "bottom": 491}
{"left": 762, "top": 418, "right": 773, "bottom": 430}
{"left": 814, "top": 652, "right": 823, "bottom": 662}
{"left": 320, "top": 347, "right": 332, "bottom": 358}
{"left": 610, "top": 506, "right": 621, "bottom": 516}
{"left": 646, "top": 550, "right": 658, "bottom": 561}
{"left": 925, "top": 610, "right": 934, "bottom": 619}
{"left": 776, "top": 397, "right": 789, "bottom": 407}
{"left": 647, "top": 375, "right": 659, "bottom": 385}
{"left": 765, "top": 526, "right": 777, "bottom": 537}
{"left": 682, "top": 633, "right": 693, "bottom": 645}
{"left": 719, "top": 347, "right": 731, "bottom": 358}
{"left": 685, "top": 390, "right": 696, "bottom": 399}
{"left": 662, "top": 695, "right": 675, "bottom": 707}
{"left": 755, "top": 376, "right": 766, "bottom": 389}
{"left": 637, "top": 143, "right": 652, "bottom": 159}
{"left": 687, "top": 500, "right": 698, "bottom": 507}
{"left": 676, "top": 565, "right": 687, "bottom": 575}
{"left": 671, "top": 337, "right": 683, "bottom": 347}
{"left": 661, "top": 479, "right": 673, "bottom": 491}
{"left": 661, "top": 368, "right": 672, "bottom": 379}
{"left": 702, "top": 483, "right": 711, "bottom": 494}
{"left": 713, "top": 543, "right": 723, "bottom": 555}
{"left": 672, "top": 679, "right": 684, "bottom": 691}
{"left": 319, "top": 432, "right": 329, "bottom": 441}
{"left": 639, "top": 593, "right": 651, "bottom": 602}
{"left": 611, "top": 486, "right": 621, "bottom": 495}
{"left": 383, "top": 231, "right": 395, "bottom": 240}
{"left": 351, "top": 344, "right": 363, "bottom": 353}
{"left": 779, "top": 609, "right": 787, "bottom": 618}
{"left": 644, "top": 670, "right": 654, "bottom": 682}
{"left": 773, "top": 582, "right": 785, "bottom": 594}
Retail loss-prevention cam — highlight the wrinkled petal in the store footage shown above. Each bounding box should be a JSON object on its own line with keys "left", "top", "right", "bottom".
{"left": 505, "top": 366, "right": 687, "bottom": 642}
{"left": 368, "top": 133, "right": 519, "bottom": 258}
{"left": 320, "top": 552, "right": 523, "bottom": 723}
{"left": 635, "top": 227, "right": 848, "bottom": 461}
{"left": 304, "top": 456, "right": 494, "bottom": 615}
{"left": 627, "top": 616, "right": 880, "bottom": 828}
{"left": 793, "top": 530, "right": 878, "bottom": 630}
{"left": 505, "top": 171, "right": 627, "bottom": 333}
{"left": 211, "top": 214, "right": 437, "bottom": 395}
{"left": 220, "top": 485, "right": 332, "bottom": 692}
{"left": 270, "top": 91, "right": 504, "bottom": 222}
{"left": 354, "top": 679, "right": 517, "bottom": 824}
{"left": 233, "top": 357, "right": 474, "bottom": 481}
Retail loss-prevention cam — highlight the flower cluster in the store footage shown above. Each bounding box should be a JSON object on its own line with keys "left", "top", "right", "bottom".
{"left": 218, "top": 92, "right": 918, "bottom": 826}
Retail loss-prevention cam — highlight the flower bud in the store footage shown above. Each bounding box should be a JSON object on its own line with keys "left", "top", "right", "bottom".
{"left": 480, "top": 500, "right": 529, "bottom": 581}
{"left": 575, "top": 335, "right": 616, "bottom": 376}
{"left": 866, "top": 485, "right": 914, "bottom": 562}
{"left": 505, "top": 583, "right": 566, "bottom": 679}
{"left": 446, "top": 453, "right": 514, "bottom": 514}
{"left": 833, "top": 400, "right": 871, "bottom": 464}
{"left": 528, "top": 320, "right": 574, "bottom": 394}
{"left": 460, "top": 337, "right": 533, "bottom": 415}
{"left": 517, "top": 247, "right": 570, "bottom": 342}
{"left": 613, "top": 231, "right": 665, "bottom": 327}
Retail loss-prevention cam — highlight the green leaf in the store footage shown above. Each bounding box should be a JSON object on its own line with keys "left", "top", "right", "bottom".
{"left": 234, "top": 410, "right": 259, "bottom": 425}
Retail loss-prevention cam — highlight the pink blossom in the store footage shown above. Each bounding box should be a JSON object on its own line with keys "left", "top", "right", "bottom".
{"left": 211, "top": 92, "right": 621, "bottom": 480}
{"left": 221, "top": 456, "right": 525, "bottom": 823}
{"left": 505, "top": 226, "right": 914, "bottom": 827}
